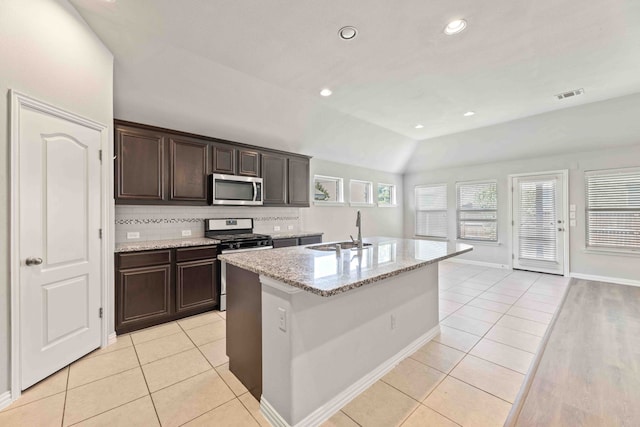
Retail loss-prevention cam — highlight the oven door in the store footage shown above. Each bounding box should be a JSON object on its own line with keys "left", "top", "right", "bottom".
{"left": 208, "top": 174, "right": 263, "bottom": 206}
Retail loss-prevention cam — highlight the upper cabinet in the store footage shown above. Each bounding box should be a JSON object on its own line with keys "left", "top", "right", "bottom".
{"left": 114, "top": 120, "right": 310, "bottom": 207}
{"left": 115, "top": 125, "right": 165, "bottom": 201}
{"left": 169, "top": 136, "right": 208, "bottom": 202}
{"left": 211, "top": 143, "right": 236, "bottom": 175}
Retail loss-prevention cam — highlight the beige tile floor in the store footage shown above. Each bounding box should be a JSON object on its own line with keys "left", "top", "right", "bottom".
{"left": 0, "top": 262, "right": 569, "bottom": 426}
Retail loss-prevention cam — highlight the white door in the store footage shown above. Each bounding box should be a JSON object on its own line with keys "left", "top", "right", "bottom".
{"left": 512, "top": 173, "right": 566, "bottom": 275}
{"left": 17, "top": 96, "right": 103, "bottom": 389}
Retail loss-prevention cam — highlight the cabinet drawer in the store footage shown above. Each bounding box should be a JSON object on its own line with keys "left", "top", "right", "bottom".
{"left": 118, "top": 250, "right": 172, "bottom": 269}
{"left": 176, "top": 246, "right": 218, "bottom": 262}
{"left": 299, "top": 235, "right": 322, "bottom": 245}
{"left": 272, "top": 238, "right": 298, "bottom": 248}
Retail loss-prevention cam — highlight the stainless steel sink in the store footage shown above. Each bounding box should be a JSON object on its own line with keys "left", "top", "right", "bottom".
{"left": 307, "top": 241, "right": 372, "bottom": 251}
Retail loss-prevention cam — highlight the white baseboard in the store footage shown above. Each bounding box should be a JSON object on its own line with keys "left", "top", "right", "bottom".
{"left": 445, "top": 258, "right": 510, "bottom": 270}
{"left": 0, "top": 391, "right": 12, "bottom": 411}
{"left": 260, "top": 325, "right": 441, "bottom": 427}
{"left": 570, "top": 272, "right": 640, "bottom": 288}
{"left": 107, "top": 332, "right": 117, "bottom": 346}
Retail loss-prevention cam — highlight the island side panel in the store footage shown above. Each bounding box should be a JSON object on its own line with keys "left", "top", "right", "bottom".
{"left": 225, "top": 262, "right": 262, "bottom": 401}
{"left": 261, "top": 263, "right": 439, "bottom": 426}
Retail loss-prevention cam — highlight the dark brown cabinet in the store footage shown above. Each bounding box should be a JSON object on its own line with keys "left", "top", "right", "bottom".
{"left": 262, "top": 153, "right": 288, "bottom": 205}
{"left": 288, "top": 157, "right": 310, "bottom": 206}
{"left": 211, "top": 143, "right": 237, "bottom": 175}
{"left": 115, "top": 120, "right": 311, "bottom": 207}
{"left": 116, "top": 245, "right": 219, "bottom": 334}
{"left": 169, "top": 137, "right": 208, "bottom": 202}
{"left": 115, "top": 126, "right": 165, "bottom": 201}
{"left": 272, "top": 238, "right": 298, "bottom": 248}
{"left": 238, "top": 150, "right": 260, "bottom": 177}
{"left": 299, "top": 235, "right": 323, "bottom": 245}
{"left": 272, "top": 234, "right": 322, "bottom": 248}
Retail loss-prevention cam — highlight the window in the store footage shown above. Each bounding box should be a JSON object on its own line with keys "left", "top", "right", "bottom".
{"left": 456, "top": 180, "right": 498, "bottom": 242}
{"left": 350, "top": 180, "right": 373, "bottom": 205}
{"left": 586, "top": 168, "right": 640, "bottom": 251}
{"left": 377, "top": 183, "right": 397, "bottom": 206}
{"left": 314, "top": 175, "right": 344, "bottom": 203}
{"left": 415, "top": 184, "right": 448, "bottom": 238}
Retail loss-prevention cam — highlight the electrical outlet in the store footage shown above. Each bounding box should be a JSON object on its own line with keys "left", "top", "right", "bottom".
{"left": 287, "top": 225, "right": 294, "bottom": 230}
{"left": 390, "top": 314, "right": 397, "bottom": 330}
{"left": 569, "top": 212, "right": 576, "bottom": 219}
{"left": 127, "top": 232, "right": 140, "bottom": 239}
{"left": 181, "top": 230, "right": 192, "bottom": 237}
{"left": 570, "top": 204, "right": 576, "bottom": 212}
{"left": 570, "top": 219, "right": 577, "bottom": 227}
{"left": 278, "top": 307, "right": 287, "bottom": 332}
{"left": 274, "top": 226, "right": 281, "bottom": 231}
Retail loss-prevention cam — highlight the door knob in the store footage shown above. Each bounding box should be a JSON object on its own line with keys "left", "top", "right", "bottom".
{"left": 25, "top": 257, "right": 43, "bottom": 266}
{"left": 557, "top": 228, "right": 565, "bottom": 232}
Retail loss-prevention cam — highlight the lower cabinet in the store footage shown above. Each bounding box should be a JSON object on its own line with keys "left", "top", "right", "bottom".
{"left": 272, "top": 234, "right": 322, "bottom": 248}
{"left": 116, "top": 246, "right": 219, "bottom": 334}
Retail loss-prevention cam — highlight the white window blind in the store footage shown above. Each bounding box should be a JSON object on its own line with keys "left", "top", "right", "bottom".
{"left": 415, "top": 184, "right": 448, "bottom": 238}
{"left": 457, "top": 181, "right": 498, "bottom": 241}
{"left": 586, "top": 169, "right": 640, "bottom": 251}
{"left": 518, "top": 179, "right": 557, "bottom": 261}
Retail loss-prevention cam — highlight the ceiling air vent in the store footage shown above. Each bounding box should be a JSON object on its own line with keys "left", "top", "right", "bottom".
{"left": 555, "top": 88, "right": 584, "bottom": 100}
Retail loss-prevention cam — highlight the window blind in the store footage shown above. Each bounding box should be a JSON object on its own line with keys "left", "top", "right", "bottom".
{"left": 456, "top": 181, "right": 498, "bottom": 241}
{"left": 518, "top": 179, "right": 557, "bottom": 261}
{"left": 586, "top": 169, "right": 640, "bottom": 250}
{"left": 415, "top": 184, "right": 448, "bottom": 238}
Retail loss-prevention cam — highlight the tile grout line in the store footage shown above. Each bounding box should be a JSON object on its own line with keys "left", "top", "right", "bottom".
{"left": 130, "top": 335, "right": 163, "bottom": 426}
{"left": 61, "top": 367, "right": 70, "bottom": 427}
{"left": 65, "top": 396, "right": 150, "bottom": 427}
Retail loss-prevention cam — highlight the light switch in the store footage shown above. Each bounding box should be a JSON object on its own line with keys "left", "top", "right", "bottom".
{"left": 127, "top": 232, "right": 140, "bottom": 239}
{"left": 182, "top": 230, "right": 192, "bottom": 237}
{"left": 570, "top": 204, "right": 576, "bottom": 212}
{"left": 569, "top": 212, "right": 576, "bottom": 219}
{"left": 287, "top": 225, "right": 294, "bottom": 230}
{"left": 570, "top": 220, "right": 577, "bottom": 227}
{"left": 278, "top": 307, "right": 287, "bottom": 332}
{"left": 274, "top": 226, "right": 281, "bottom": 231}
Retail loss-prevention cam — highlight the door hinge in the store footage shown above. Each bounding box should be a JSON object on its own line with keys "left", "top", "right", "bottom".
{"left": 99, "top": 307, "right": 103, "bottom": 318}
{"left": 99, "top": 228, "right": 103, "bottom": 239}
{"left": 99, "top": 149, "right": 102, "bottom": 162}
{"left": 512, "top": 220, "right": 515, "bottom": 226}
{"left": 512, "top": 253, "right": 515, "bottom": 260}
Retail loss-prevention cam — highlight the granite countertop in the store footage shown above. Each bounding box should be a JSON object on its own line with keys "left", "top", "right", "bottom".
{"left": 269, "top": 231, "right": 324, "bottom": 239}
{"left": 219, "top": 237, "right": 473, "bottom": 297}
{"left": 115, "top": 237, "right": 221, "bottom": 253}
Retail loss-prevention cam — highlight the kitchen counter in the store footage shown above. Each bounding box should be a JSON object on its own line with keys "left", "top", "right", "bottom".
{"left": 219, "top": 236, "right": 472, "bottom": 296}
{"left": 115, "top": 237, "right": 221, "bottom": 253}
{"left": 268, "top": 231, "right": 324, "bottom": 239}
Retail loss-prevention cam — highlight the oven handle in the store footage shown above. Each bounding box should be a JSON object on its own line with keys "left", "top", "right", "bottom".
{"left": 253, "top": 181, "right": 258, "bottom": 202}
{"left": 221, "top": 246, "right": 273, "bottom": 254}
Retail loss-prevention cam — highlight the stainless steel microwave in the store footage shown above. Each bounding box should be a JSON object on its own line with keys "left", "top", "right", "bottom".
{"left": 208, "top": 174, "right": 263, "bottom": 205}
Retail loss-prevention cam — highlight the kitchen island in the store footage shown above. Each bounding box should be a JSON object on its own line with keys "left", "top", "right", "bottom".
{"left": 219, "top": 237, "right": 472, "bottom": 427}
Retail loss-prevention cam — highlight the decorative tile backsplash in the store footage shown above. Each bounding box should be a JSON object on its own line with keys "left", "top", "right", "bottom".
{"left": 115, "top": 205, "right": 302, "bottom": 243}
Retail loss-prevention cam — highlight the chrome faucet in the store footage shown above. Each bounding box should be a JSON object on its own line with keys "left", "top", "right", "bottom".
{"left": 350, "top": 210, "right": 363, "bottom": 249}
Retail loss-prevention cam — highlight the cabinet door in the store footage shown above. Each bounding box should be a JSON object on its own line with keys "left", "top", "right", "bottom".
{"left": 169, "top": 137, "right": 208, "bottom": 201}
{"left": 116, "top": 264, "right": 172, "bottom": 333}
{"left": 238, "top": 150, "right": 260, "bottom": 177}
{"left": 288, "top": 157, "right": 310, "bottom": 207}
{"left": 272, "top": 238, "right": 298, "bottom": 248}
{"left": 115, "top": 126, "right": 165, "bottom": 200}
{"left": 299, "top": 235, "right": 322, "bottom": 245}
{"left": 176, "top": 259, "right": 218, "bottom": 313}
{"left": 211, "top": 143, "right": 237, "bottom": 175}
{"left": 262, "top": 153, "right": 287, "bottom": 205}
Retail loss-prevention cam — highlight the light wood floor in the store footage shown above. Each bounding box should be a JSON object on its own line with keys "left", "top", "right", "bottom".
{"left": 513, "top": 279, "right": 640, "bottom": 426}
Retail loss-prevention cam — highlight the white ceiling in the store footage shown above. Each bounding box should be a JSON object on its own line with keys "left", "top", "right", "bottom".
{"left": 70, "top": 0, "right": 640, "bottom": 172}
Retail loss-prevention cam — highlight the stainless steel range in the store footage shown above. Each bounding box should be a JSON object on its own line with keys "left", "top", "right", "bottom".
{"left": 205, "top": 218, "right": 272, "bottom": 310}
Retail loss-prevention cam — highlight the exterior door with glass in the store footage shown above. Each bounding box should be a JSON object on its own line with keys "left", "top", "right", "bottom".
{"left": 512, "top": 173, "right": 566, "bottom": 275}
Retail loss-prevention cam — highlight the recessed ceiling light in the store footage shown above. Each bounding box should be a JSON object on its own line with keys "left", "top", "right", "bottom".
{"left": 339, "top": 26, "right": 358, "bottom": 40}
{"left": 463, "top": 111, "right": 475, "bottom": 117}
{"left": 320, "top": 88, "right": 333, "bottom": 97}
{"left": 444, "top": 19, "right": 467, "bottom": 35}
{"left": 415, "top": 124, "right": 424, "bottom": 129}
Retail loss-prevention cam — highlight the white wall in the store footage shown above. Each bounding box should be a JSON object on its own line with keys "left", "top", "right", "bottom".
{"left": 404, "top": 144, "right": 640, "bottom": 282}
{"left": 301, "top": 159, "right": 404, "bottom": 242}
{"left": 0, "top": 0, "right": 113, "bottom": 398}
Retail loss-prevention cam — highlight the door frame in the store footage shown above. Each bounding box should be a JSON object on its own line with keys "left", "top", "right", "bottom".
{"left": 9, "top": 91, "right": 112, "bottom": 401}
{"left": 507, "top": 169, "right": 570, "bottom": 276}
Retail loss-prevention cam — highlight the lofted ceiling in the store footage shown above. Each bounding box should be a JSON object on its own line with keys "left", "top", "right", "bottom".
{"left": 70, "top": 0, "right": 640, "bottom": 173}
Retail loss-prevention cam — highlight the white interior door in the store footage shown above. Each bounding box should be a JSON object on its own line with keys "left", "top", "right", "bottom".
{"left": 512, "top": 173, "right": 566, "bottom": 275}
{"left": 17, "top": 98, "right": 103, "bottom": 389}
